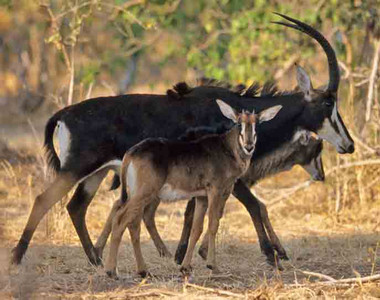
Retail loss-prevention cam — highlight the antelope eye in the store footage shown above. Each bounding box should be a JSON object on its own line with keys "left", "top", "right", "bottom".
{"left": 325, "top": 100, "right": 333, "bottom": 107}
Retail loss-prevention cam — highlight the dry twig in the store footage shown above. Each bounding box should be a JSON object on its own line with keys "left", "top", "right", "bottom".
{"left": 185, "top": 283, "right": 246, "bottom": 298}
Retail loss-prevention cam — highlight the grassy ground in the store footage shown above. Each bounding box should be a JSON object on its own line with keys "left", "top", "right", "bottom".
{"left": 0, "top": 137, "right": 379, "bottom": 299}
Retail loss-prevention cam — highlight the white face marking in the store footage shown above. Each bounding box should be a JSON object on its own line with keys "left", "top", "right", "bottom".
{"left": 238, "top": 121, "right": 256, "bottom": 156}
{"left": 158, "top": 184, "right": 206, "bottom": 202}
{"left": 127, "top": 162, "right": 136, "bottom": 197}
{"left": 317, "top": 102, "right": 350, "bottom": 152}
{"left": 332, "top": 102, "right": 350, "bottom": 142}
{"left": 57, "top": 121, "right": 71, "bottom": 168}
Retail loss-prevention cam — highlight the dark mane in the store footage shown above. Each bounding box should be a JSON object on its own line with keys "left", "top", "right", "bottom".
{"left": 166, "top": 77, "right": 295, "bottom": 100}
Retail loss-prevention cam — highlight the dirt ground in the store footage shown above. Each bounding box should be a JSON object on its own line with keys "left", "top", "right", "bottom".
{"left": 0, "top": 137, "right": 379, "bottom": 299}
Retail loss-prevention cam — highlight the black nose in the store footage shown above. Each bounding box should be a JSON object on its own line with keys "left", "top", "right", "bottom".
{"left": 245, "top": 145, "right": 254, "bottom": 152}
{"left": 346, "top": 144, "right": 355, "bottom": 154}
{"left": 314, "top": 174, "right": 325, "bottom": 182}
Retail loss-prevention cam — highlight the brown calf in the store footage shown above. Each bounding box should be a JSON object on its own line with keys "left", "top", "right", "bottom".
{"left": 104, "top": 100, "right": 282, "bottom": 278}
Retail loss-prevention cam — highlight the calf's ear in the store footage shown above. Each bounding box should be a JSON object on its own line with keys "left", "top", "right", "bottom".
{"left": 216, "top": 99, "right": 238, "bottom": 123}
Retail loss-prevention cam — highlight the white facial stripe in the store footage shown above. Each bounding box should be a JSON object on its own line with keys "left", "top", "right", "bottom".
{"left": 332, "top": 102, "right": 350, "bottom": 142}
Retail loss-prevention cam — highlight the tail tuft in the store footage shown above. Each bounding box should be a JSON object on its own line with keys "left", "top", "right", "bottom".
{"left": 109, "top": 174, "right": 121, "bottom": 190}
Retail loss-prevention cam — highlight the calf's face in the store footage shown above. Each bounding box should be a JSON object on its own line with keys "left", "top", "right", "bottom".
{"left": 215, "top": 99, "right": 283, "bottom": 155}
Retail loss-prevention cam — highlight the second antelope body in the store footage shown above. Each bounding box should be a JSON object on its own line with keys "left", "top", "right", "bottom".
{"left": 105, "top": 100, "right": 282, "bottom": 278}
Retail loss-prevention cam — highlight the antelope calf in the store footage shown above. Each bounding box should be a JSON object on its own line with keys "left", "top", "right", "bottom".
{"left": 104, "top": 100, "right": 282, "bottom": 278}
{"left": 175, "top": 129, "right": 325, "bottom": 265}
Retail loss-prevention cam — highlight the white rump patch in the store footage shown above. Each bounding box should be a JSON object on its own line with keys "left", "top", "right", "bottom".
{"left": 127, "top": 162, "right": 137, "bottom": 197}
{"left": 158, "top": 184, "right": 206, "bottom": 202}
{"left": 57, "top": 121, "right": 71, "bottom": 167}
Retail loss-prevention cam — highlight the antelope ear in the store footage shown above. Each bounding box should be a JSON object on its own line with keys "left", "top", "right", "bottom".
{"left": 296, "top": 64, "right": 313, "bottom": 101}
{"left": 216, "top": 99, "right": 238, "bottom": 123}
{"left": 258, "top": 105, "right": 282, "bottom": 123}
{"left": 293, "top": 130, "right": 310, "bottom": 145}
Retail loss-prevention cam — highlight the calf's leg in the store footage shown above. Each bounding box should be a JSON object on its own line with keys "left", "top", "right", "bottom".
{"left": 174, "top": 198, "right": 195, "bottom": 264}
{"left": 206, "top": 189, "right": 228, "bottom": 273}
{"left": 180, "top": 197, "right": 207, "bottom": 274}
{"left": 143, "top": 198, "right": 172, "bottom": 258}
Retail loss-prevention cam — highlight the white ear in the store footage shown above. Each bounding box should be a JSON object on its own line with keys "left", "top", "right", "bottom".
{"left": 258, "top": 105, "right": 282, "bottom": 123}
{"left": 292, "top": 129, "right": 310, "bottom": 145}
{"left": 296, "top": 65, "right": 313, "bottom": 101}
{"left": 216, "top": 99, "right": 238, "bottom": 123}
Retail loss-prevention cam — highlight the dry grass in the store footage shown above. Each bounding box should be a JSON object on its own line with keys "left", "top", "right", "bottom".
{"left": 0, "top": 136, "right": 379, "bottom": 300}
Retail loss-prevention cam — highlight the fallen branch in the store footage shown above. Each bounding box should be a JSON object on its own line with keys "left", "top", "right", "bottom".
{"left": 299, "top": 270, "right": 336, "bottom": 282}
{"left": 185, "top": 283, "right": 245, "bottom": 298}
{"left": 287, "top": 273, "right": 380, "bottom": 288}
{"left": 365, "top": 39, "right": 380, "bottom": 122}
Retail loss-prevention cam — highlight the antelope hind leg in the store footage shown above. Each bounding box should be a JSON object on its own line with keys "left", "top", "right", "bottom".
{"left": 12, "top": 173, "right": 77, "bottom": 264}
{"left": 67, "top": 169, "right": 108, "bottom": 266}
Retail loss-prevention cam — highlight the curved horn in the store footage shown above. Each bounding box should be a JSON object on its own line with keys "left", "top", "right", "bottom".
{"left": 272, "top": 13, "right": 339, "bottom": 92}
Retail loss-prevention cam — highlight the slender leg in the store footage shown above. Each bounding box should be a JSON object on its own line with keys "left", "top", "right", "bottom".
{"left": 232, "top": 179, "right": 281, "bottom": 267}
{"left": 66, "top": 169, "right": 108, "bottom": 266}
{"left": 174, "top": 198, "right": 195, "bottom": 264}
{"left": 198, "top": 231, "right": 209, "bottom": 260}
{"left": 129, "top": 210, "right": 148, "bottom": 277}
{"left": 105, "top": 194, "right": 147, "bottom": 278}
{"left": 143, "top": 198, "right": 172, "bottom": 258}
{"left": 12, "top": 173, "right": 77, "bottom": 264}
{"left": 180, "top": 197, "right": 207, "bottom": 274}
{"left": 206, "top": 188, "right": 228, "bottom": 273}
{"left": 94, "top": 199, "right": 123, "bottom": 259}
{"left": 257, "top": 200, "right": 288, "bottom": 260}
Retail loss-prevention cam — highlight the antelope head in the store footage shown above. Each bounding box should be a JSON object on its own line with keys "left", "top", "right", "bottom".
{"left": 274, "top": 13, "right": 355, "bottom": 154}
{"left": 216, "top": 99, "right": 282, "bottom": 155}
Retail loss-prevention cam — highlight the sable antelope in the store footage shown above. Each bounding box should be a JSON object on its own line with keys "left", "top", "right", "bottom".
{"left": 174, "top": 129, "right": 325, "bottom": 265}
{"left": 12, "top": 14, "right": 354, "bottom": 268}
{"left": 104, "top": 100, "right": 282, "bottom": 278}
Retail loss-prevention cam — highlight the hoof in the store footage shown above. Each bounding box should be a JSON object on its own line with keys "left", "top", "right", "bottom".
{"left": 207, "top": 264, "right": 221, "bottom": 274}
{"left": 11, "top": 248, "right": 22, "bottom": 265}
{"left": 174, "top": 244, "right": 188, "bottom": 265}
{"left": 180, "top": 265, "right": 192, "bottom": 276}
{"left": 198, "top": 246, "right": 208, "bottom": 260}
{"left": 138, "top": 270, "right": 151, "bottom": 278}
{"left": 266, "top": 256, "right": 284, "bottom": 271}
{"left": 273, "top": 245, "right": 289, "bottom": 261}
{"left": 106, "top": 270, "right": 119, "bottom": 280}
{"left": 278, "top": 252, "right": 289, "bottom": 261}
{"left": 158, "top": 249, "right": 173, "bottom": 258}
{"left": 89, "top": 256, "right": 103, "bottom": 267}
{"left": 94, "top": 247, "right": 104, "bottom": 260}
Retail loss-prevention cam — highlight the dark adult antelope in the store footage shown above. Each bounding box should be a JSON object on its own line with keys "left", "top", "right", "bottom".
{"left": 174, "top": 129, "right": 325, "bottom": 265}
{"left": 104, "top": 100, "right": 282, "bottom": 278}
{"left": 12, "top": 14, "right": 354, "bottom": 268}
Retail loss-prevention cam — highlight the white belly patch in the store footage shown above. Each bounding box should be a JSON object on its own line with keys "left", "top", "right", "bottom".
{"left": 158, "top": 184, "right": 206, "bottom": 202}
{"left": 57, "top": 121, "right": 71, "bottom": 167}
